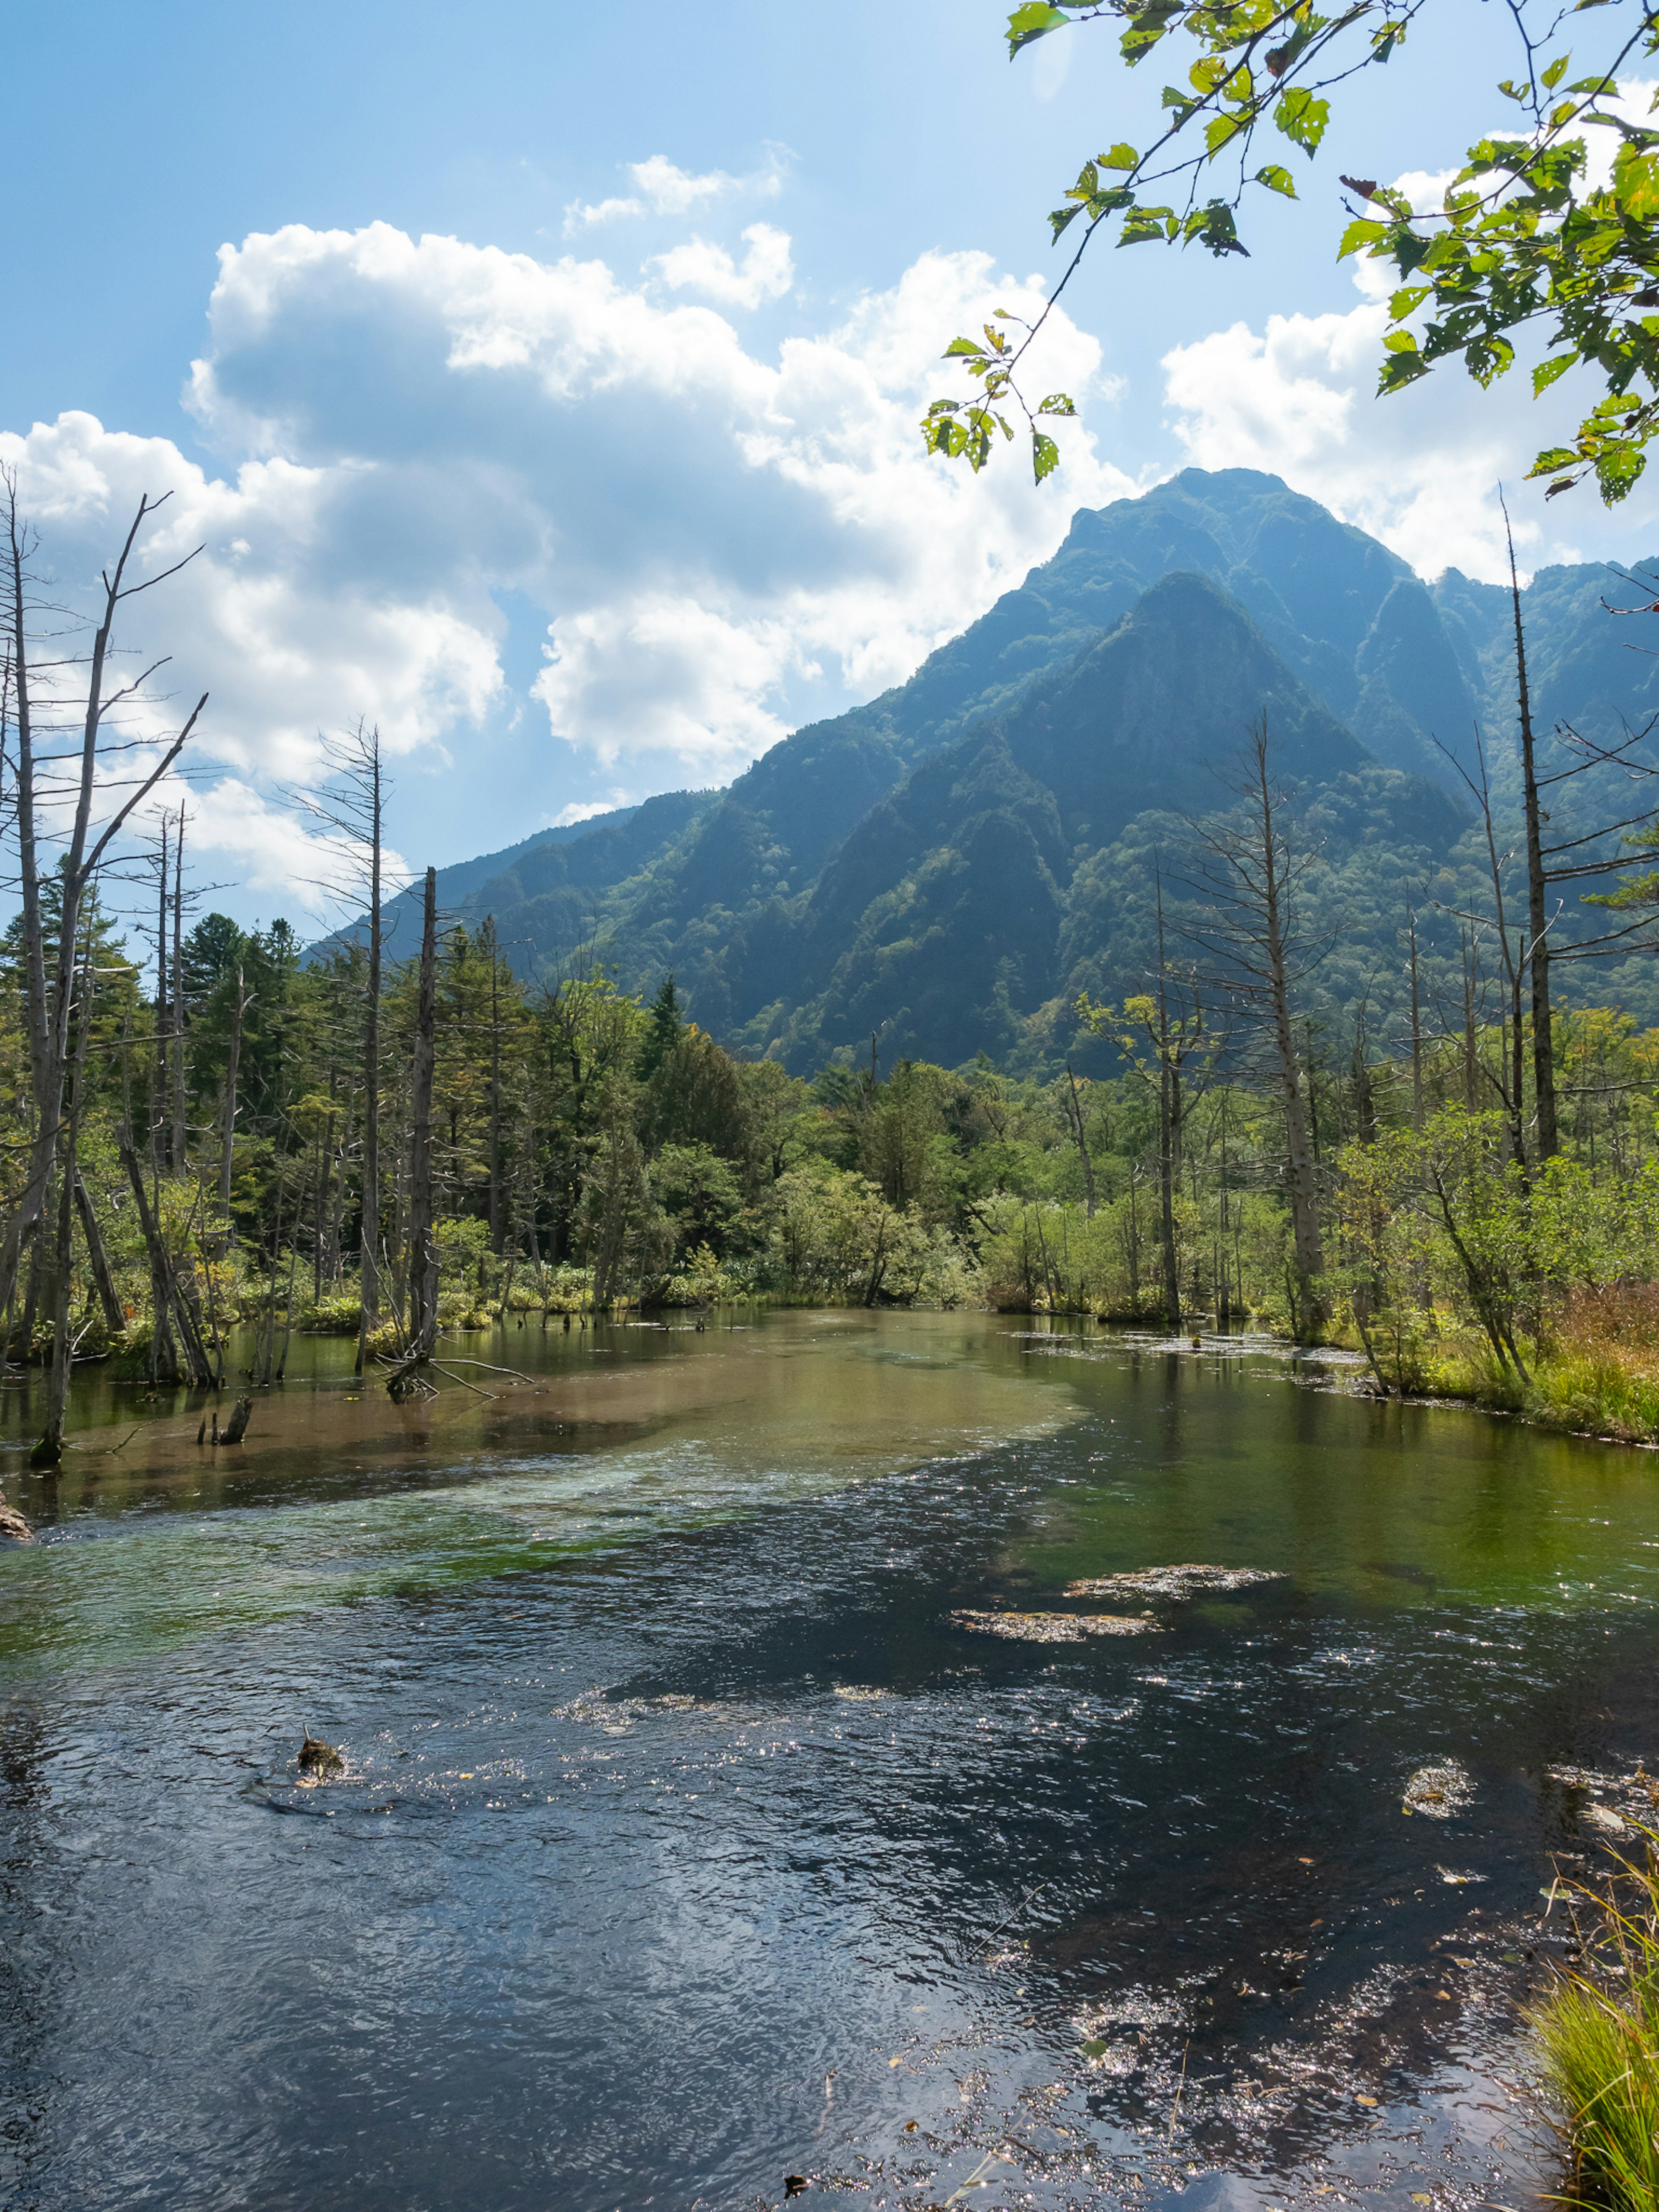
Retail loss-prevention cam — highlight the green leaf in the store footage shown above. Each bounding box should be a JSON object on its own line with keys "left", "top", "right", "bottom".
{"left": 1204, "top": 111, "right": 1248, "bottom": 156}
{"left": 1388, "top": 285, "right": 1430, "bottom": 318}
{"left": 1033, "top": 427, "right": 1062, "bottom": 481}
{"left": 1615, "top": 145, "right": 1659, "bottom": 222}
{"left": 1533, "top": 352, "right": 1579, "bottom": 394}
{"left": 1007, "top": 3, "right": 1068, "bottom": 57}
{"left": 1037, "top": 392, "right": 1078, "bottom": 415}
{"left": 1100, "top": 142, "right": 1139, "bottom": 169}
{"left": 1542, "top": 52, "right": 1571, "bottom": 89}
{"left": 1338, "top": 216, "right": 1388, "bottom": 257}
{"left": 1255, "top": 163, "right": 1298, "bottom": 198}
{"left": 944, "top": 338, "right": 988, "bottom": 358}
{"left": 1274, "top": 89, "right": 1330, "bottom": 156}
{"left": 1049, "top": 204, "right": 1085, "bottom": 239}
{"left": 1383, "top": 329, "right": 1419, "bottom": 352}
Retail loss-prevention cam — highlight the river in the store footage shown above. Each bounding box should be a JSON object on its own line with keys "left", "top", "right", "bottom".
{"left": 1, "top": 1308, "right": 1653, "bottom": 2211}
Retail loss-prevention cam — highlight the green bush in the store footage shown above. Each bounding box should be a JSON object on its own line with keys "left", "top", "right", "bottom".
{"left": 297, "top": 1293, "right": 362, "bottom": 1335}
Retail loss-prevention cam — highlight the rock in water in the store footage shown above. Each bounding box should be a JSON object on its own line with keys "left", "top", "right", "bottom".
{"left": 0, "top": 1496, "right": 33, "bottom": 1544}
{"left": 297, "top": 1729, "right": 345, "bottom": 1779}
{"left": 952, "top": 1610, "right": 1155, "bottom": 1642}
{"left": 1402, "top": 1759, "right": 1473, "bottom": 1819}
{"left": 1065, "top": 1564, "right": 1284, "bottom": 1601}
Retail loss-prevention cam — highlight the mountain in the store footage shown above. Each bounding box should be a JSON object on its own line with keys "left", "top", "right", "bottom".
{"left": 337, "top": 469, "right": 1659, "bottom": 1067}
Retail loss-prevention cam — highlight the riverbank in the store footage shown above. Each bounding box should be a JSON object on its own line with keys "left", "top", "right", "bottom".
{"left": 1333, "top": 1285, "right": 1659, "bottom": 1449}
{"left": 1534, "top": 1834, "right": 1659, "bottom": 2212}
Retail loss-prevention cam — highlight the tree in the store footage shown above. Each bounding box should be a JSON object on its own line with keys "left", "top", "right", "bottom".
{"left": 927, "top": 0, "right": 1659, "bottom": 500}
{"left": 1183, "top": 721, "right": 1329, "bottom": 1334}
{"left": 635, "top": 973, "right": 683, "bottom": 1084}
{"left": 1, "top": 479, "right": 206, "bottom": 1462}
{"left": 399, "top": 868, "right": 439, "bottom": 1381}
{"left": 283, "top": 720, "right": 391, "bottom": 1372}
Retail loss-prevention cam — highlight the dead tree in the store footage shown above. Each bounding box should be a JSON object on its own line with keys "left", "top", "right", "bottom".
{"left": 219, "top": 964, "right": 248, "bottom": 1214}
{"left": 285, "top": 721, "right": 391, "bottom": 1372}
{"left": 1062, "top": 1064, "right": 1096, "bottom": 1218}
{"left": 1, "top": 481, "right": 206, "bottom": 1460}
{"left": 169, "top": 804, "right": 188, "bottom": 1170}
{"left": 1182, "top": 719, "right": 1329, "bottom": 1338}
{"left": 393, "top": 866, "right": 439, "bottom": 1390}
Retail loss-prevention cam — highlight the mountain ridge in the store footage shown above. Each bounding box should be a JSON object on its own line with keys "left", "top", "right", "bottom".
{"left": 337, "top": 469, "right": 1659, "bottom": 1068}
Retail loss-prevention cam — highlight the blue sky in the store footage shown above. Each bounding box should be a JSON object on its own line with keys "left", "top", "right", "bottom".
{"left": 9, "top": 0, "right": 1659, "bottom": 928}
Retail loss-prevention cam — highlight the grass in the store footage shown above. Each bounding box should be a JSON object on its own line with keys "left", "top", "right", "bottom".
{"left": 1532, "top": 1827, "right": 1659, "bottom": 2210}
{"left": 1340, "top": 1287, "right": 1659, "bottom": 1444}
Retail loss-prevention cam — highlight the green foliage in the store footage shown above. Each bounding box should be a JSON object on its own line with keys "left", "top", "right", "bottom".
{"left": 926, "top": 0, "right": 1659, "bottom": 501}
{"left": 1532, "top": 1829, "right": 1659, "bottom": 2212}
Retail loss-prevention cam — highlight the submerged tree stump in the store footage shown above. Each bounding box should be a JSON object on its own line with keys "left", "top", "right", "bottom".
{"left": 297, "top": 1729, "right": 344, "bottom": 1778}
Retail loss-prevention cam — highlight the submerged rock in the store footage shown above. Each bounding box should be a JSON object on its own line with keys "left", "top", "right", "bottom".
{"left": 0, "top": 1496, "right": 33, "bottom": 1544}
{"left": 1065, "top": 1564, "right": 1284, "bottom": 1602}
{"left": 1402, "top": 1759, "right": 1474, "bottom": 1819}
{"left": 297, "top": 1730, "right": 345, "bottom": 1779}
{"left": 1543, "top": 1761, "right": 1659, "bottom": 1828}
{"left": 953, "top": 1610, "right": 1155, "bottom": 1642}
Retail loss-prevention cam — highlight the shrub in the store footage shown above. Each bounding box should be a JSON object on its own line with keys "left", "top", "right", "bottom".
{"left": 298, "top": 1293, "right": 362, "bottom": 1335}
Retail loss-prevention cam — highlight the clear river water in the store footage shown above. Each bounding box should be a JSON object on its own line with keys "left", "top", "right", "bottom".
{"left": 1, "top": 1309, "right": 1655, "bottom": 2212}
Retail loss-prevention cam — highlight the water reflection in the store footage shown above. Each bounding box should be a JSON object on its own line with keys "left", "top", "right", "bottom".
{"left": 0, "top": 1312, "right": 1647, "bottom": 2207}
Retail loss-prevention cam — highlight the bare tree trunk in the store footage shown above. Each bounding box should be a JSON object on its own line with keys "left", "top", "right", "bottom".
{"left": 356, "top": 736, "right": 385, "bottom": 1371}
{"left": 1507, "top": 513, "right": 1558, "bottom": 1161}
{"left": 75, "top": 1175, "right": 124, "bottom": 1336}
{"left": 118, "top": 1127, "right": 212, "bottom": 1386}
{"left": 34, "top": 1168, "right": 76, "bottom": 1468}
{"left": 153, "top": 814, "right": 170, "bottom": 1174}
{"left": 488, "top": 934, "right": 504, "bottom": 1257}
{"left": 1064, "top": 1065, "right": 1096, "bottom": 1217}
{"left": 1407, "top": 908, "right": 1425, "bottom": 1131}
{"left": 219, "top": 966, "right": 244, "bottom": 1214}
{"left": 170, "top": 807, "right": 187, "bottom": 1171}
{"left": 1248, "top": 736, "right": 1325, "bottom": 1331}
{"left": 1155, "top": 878, "right": 1182, "bottom": 1330}
{"left": 330, "top": 1087, "right": 353, "bottom": 1287}
{"left": 403, "top": 868, "right": 439, "bottom": 1372}
{"left": 37, "top": 947, "right": 102, "bottom": 1464}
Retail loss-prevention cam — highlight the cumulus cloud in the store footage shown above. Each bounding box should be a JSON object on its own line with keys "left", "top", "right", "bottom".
{"left": 1, "top": 219, "right": 1128, "bottom": 916}
{"left": 553, "top": 795, "right": 630, "bottom": 826}
{"left": 647, "top": 223, "right": 794, "bottom": 308}
{"left": 1160, "top": 232, "right": 1659, "bottom": 582}
{"left": 563, "top": 149, "right": 786, "bottom": 234}
{"left": 1161, "top": 300, "right": 1548, "bottom": 577}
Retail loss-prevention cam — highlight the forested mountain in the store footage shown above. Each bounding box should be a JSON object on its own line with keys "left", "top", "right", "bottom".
{"left": 365, "top": 468, "right": 1659, "bottom": 1070}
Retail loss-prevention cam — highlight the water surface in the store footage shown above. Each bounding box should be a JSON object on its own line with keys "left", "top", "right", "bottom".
{"left": 2, "top": 1310, "right": 1653, "bottom": 2210}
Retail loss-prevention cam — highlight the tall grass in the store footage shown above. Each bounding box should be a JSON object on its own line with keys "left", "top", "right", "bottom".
{"left": 1532, "top": 1827, "right": 1659, "bottom": 2210}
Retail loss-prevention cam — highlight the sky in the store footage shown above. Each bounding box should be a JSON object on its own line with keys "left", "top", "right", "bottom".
{"left": 6, "top": 0, "right": 1659, "bottom": 931}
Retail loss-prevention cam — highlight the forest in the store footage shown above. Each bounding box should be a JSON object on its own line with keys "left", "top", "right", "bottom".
{"left": 9, "top": 480, "right": 1659, "bottom": 1469}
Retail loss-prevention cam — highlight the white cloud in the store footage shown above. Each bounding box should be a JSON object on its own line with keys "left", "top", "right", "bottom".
{"left": 552, "top": 795, "right": 629, "bottom": 826}
{"left": 563, "top": 150, "right": 786, "bottom": 235}
{"left": 1159, "top": 262, "right": 1658, "bottom": 582}
{"left": 1, "top": 221, "right": 1128, "bottom": 915}
{"left": 562, "top": 193, "right": 644, "bottom": 232}
{"left": 648, "top": 223, "right": 794, "bottom": 309}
